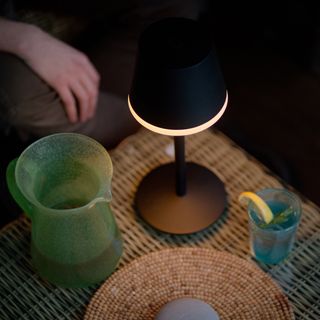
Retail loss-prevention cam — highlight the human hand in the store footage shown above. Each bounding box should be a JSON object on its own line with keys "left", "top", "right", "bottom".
{"left": 19, "top": 26, "right": 100, "bottom": 123}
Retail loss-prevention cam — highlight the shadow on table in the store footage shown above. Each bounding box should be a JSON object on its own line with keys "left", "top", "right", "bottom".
{"left": 134, "top": 202, "right": 230, "bottom": 245}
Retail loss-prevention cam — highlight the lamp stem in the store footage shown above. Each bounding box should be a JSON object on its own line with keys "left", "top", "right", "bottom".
{"left": 174, "top": 136, "right": 187, "bottom": 196}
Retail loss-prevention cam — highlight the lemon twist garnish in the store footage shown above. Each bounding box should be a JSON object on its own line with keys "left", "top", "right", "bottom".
{"left": 238, "top": 191, "right": 274, "bottom": 224}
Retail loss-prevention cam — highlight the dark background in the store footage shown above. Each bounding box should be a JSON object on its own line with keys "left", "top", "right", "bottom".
{"left": 206, "top": 0, "right": 320, "bottom": 205}
{"left": 1, "top": 0, "right": 319, "bottom": 227}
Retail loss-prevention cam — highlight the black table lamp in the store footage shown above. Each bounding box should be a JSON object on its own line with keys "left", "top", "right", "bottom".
{"left": 128, "top": 17, "right": 228, "bottom": 234}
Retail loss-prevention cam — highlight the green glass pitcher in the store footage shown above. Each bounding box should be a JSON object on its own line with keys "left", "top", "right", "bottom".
{"left": 6, "top": 133, "right": 123, "bottom": 288}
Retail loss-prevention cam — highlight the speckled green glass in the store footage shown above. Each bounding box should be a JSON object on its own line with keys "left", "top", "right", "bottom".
{"left": 6, "top": 133, "right": 122, "bottom": 288}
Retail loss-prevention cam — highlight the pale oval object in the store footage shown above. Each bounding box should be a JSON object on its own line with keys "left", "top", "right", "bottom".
{"left": 155, "top": 298, "right": 219, "bottom": 320}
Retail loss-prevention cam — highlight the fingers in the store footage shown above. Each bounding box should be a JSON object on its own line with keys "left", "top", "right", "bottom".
{"left": 56, "top": 86, "right": 78, "bottom": 123}
{"left": 54, "top": 66, "right": 99, "bottom": 123}
{"left": 71, "top": 79, "right": 98, "bottom": 123}
{"left": 56, "top": 78, "right": 97, "bottom": 124}
{"left": 66, "top": 54, "right": 99, "bottom": 123}
{"left": 79, "top": 74, "right": 99, "bottom": 119}
{"left": 47, "top": 50, "right": 100, "bottom": 123}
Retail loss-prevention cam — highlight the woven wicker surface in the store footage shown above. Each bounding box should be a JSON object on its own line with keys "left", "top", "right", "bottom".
{"left": 84, "top": 247, "right": 294, "bottom": 320}
{"left": 0, "top": 128, "right": 319, "bottom": 319}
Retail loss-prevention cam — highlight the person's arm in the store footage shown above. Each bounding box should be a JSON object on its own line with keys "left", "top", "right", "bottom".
{"left": 0, "top": 17, "right": 100, "bottom": 123}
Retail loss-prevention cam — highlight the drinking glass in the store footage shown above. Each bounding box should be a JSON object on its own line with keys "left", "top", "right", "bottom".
{"left": 248, "top": 188, "right": 301, "bottom": 264}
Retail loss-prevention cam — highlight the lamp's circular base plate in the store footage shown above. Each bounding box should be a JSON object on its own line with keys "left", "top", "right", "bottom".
{"left": 135, "top": 162, "right": 227, "bottom": 234}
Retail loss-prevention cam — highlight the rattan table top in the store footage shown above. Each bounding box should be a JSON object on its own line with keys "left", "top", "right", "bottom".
{"left": 1, "top": 128, "right": 319, "bottom": 319}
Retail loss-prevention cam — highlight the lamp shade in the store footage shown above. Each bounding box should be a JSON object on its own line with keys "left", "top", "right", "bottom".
{"left": 129, "top": 17, "right": 228, "bottom": 136}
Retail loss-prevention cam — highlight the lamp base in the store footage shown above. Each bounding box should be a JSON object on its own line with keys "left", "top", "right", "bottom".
{"left": 135, "top": 162, "right": 227, "bottom": 234}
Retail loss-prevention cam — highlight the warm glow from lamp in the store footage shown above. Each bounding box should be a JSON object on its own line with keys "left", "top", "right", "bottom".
{"left": 128, "top": 92, "right": 228, "bottom": 136}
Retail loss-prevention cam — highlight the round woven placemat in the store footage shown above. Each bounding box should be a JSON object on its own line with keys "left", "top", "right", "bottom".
{"left": 84, "top": 248, "right": 294, "bottom": 320}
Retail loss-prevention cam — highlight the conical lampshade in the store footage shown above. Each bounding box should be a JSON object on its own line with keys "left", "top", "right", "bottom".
{"left": 128, "top": 17, "right": 228, "bottom": 136}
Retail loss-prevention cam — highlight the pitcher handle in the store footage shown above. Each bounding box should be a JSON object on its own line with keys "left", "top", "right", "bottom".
{"left": 6, "top": 158, "right": 33, "bottom": 219}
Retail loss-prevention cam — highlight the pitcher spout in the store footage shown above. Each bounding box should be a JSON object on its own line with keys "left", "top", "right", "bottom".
{"left": 88, "top": 192, "right": 112, "bottom": 209}
{"left": 105, "top": 188, "right": 112, "bottom": 202}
